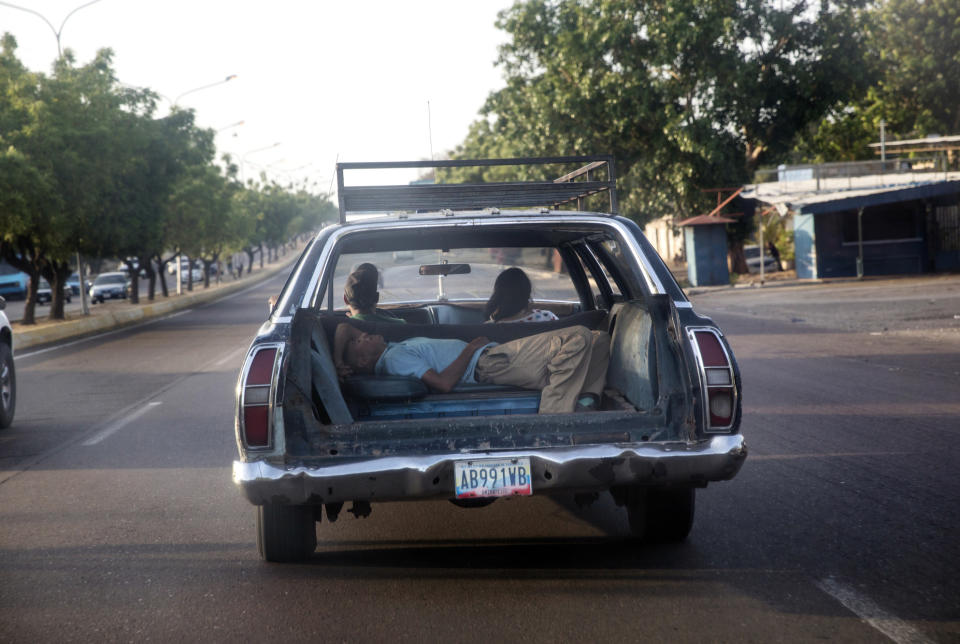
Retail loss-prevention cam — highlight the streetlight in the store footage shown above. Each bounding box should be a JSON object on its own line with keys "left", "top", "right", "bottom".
{"left": 121, "top": 75, "right": 239, "bottom": 119}
{"left": 1, "top": 0, "right": 105, "bottom": 315}
{"left": 0, "top": 0, "right": 103, "bottom": 57}
{"left": 174, "top": 75, "right": 238, "bottom": 105}
{"left": 271, "top": 162, "right": 314, "bottom": 187}
{"left": 241, "top": 142, "right": 282, "bottom": 183}
{"left": 217, "top": 120, "right": 245, "bottom": 134}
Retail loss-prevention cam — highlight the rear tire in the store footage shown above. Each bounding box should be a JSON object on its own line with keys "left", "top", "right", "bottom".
{"left": 644, "top": 487, "right": 695, "bottom": 543}
{"left": 0, "top": 343, "right": 15, "bottom": 429}
{"left": 256, "top": 503, "right": 317, "bottom": 562}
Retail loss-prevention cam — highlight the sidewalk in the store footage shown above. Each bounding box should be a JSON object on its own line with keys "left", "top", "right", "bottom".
{"left": 11, "top": 249, "right": 302, "bottom": 352}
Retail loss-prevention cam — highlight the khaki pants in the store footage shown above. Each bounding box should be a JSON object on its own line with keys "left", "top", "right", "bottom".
{"left": 475, "top": 325, "right": 610, "bottom": 414}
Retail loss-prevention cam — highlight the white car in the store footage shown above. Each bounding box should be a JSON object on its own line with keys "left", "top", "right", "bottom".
{"left": 180, "top": 267, "right": 204, "bottom": 283}
{"left": 0, "top": 296, "right": 15, "bottom": 429}
{"left": 89, "top": 272, "right": 129, "bottom": 304}
{"left": 168, "top": 258, "right": 202, "bottom": 275}
{"left": 744, "top": 244, "right": 779, "bottom": 273}
{"left": 36, "top": 278, "right": 73, "bottom": 305}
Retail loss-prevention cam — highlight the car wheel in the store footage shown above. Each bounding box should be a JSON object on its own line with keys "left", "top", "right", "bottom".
{"left": 0, "top": 343, "right": 15, "bottom": 429}
{"left": 256, "top": 503, "right": 317, "bottom": 562}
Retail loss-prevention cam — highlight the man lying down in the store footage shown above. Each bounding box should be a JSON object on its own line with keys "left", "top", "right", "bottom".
{"left": 333, "top": 322, "right": 610, "bottom": 414}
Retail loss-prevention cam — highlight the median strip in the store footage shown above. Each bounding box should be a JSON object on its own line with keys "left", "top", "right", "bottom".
{"left": 10, "top": 251, "right": 300, "bottom": 352}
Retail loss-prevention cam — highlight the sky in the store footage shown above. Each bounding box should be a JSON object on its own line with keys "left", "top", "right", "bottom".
{"left": 1, "top": 0, "right": 516, "bottom": 191}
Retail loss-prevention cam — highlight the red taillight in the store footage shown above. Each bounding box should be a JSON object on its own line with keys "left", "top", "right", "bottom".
{"left": 243, "top": 406, "right": 269, "bottom": 446}
{"left": 694, "top": 331, "right": 727, "bottom": 366}
{"left": 247, "top": 348, "right": 277, "bottom": 385}
{"left": 242, "top": 348, "right": 277, "bottom": 447}
{"left": 691, "top": 329, "right": 736, "bottom": 431}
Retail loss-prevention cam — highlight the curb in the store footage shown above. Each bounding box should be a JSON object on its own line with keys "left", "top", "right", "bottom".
{"left": 12, "top": 256, "right": 296, "bottom": 352}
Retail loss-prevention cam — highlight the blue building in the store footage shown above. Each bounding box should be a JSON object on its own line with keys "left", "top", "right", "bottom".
{"left": 677, "top": 214, "right": 736, "bottom": 286}
{"left": 744, "top": 165, "right": 960, "bottom": 279}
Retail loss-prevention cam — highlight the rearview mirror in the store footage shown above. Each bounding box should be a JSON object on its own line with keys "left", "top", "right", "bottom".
{"left": 419, "top": 263, "right": 471, "bottom": 276}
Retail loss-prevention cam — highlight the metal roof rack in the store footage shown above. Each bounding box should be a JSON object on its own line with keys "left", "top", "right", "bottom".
{"left": 335, "top": 155, "right": 618, "bottom": 224}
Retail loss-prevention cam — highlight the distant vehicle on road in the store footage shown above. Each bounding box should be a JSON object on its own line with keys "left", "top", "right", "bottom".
{"left": 117, "top": 257, "right": 148, "bottom": 278}
{"left": 180, "top": 267, "right": 204, "bottom": 283}
{"left": 66, "top": 273, "right": 92, "bottom": 296}
{"left": 0, "top": 260, "right": 28, "bottom": 300}
{"left": 36, "top": 278, "right": 73, "bottom": 305}
{"left": 744, "top": 245, "right": 779, "bottom": 273}
{"left": 0, "top": 296, "right": 14, "bottom": 429}
{"left": 166, "top": 258, "right": 205, "bottom": 282}
{"left": 168, "top": 258, "right": 201, "bottom": 274}
{"left": 89, "top": 272, "right": 129, "bottom": 304}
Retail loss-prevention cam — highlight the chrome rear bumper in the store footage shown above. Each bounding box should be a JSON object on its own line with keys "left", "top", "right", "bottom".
{"left": 234, "top": 434, "right": 746, "bottom": 505}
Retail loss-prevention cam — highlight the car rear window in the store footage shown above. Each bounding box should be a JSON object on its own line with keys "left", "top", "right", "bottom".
{"left": 320, "top": 247, "right": 580, "bottom": 310}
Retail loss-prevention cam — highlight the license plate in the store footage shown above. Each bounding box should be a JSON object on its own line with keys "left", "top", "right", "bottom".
{"left": 454, "top": 457, "right": 533, "bottom": 499}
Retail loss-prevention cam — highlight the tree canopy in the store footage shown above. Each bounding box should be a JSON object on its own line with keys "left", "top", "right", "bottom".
{"left": 450, "top": 0, "right": 870, "bottom": 225}
{"left": 795, "top": 0, "right": 960, "bottom": 161}
{"left": 0, "top": 35, "right": 335, "bottom": 322}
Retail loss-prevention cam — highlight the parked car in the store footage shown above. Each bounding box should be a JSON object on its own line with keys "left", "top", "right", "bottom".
{"left": 117, "top": 257, "right": 148, "bottom": 278}
{"left": 66, "top": 272, "right": 92, "bottom": 296}
{"left": 89, "top": 272, "right": 129, "bottom": 303}
{"left": 36, "top": 278, "right": 73, "bottom": 305}
{"left": 0, "top": 260, "right": 28, "bottom": 300}
{"left": 233, "top": 156, "right": 746, "bottom": 562}
{"left": 180, "top": 266, "right": 204, "bottom": 283}
{"left": 0, "top": 296, "right": 14, "bottom": 429}
{"left": 744, "top": 244, "right": 779, "bottom": 273}
{"left": 167, "top": 258, "right": 202, "bottom": 275}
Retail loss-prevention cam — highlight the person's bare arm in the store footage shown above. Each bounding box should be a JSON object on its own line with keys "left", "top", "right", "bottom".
{"left": 333, "top": 322, "right": 363, "bottom": 379}
{"left": 420, "top": 337, "right": 490, "bottom": 393}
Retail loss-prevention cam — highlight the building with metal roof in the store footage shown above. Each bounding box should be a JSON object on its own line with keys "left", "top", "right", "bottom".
{"left": 742, "top": 158, "right": 960, "bottom": 279}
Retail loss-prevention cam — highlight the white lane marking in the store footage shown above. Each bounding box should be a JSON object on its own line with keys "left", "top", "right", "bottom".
{"left": 816, "top": 577, "right": 934, "bottom": 644}
{"left": 15, "top": 309, "right": 193, "bottom": 360}
{"left": 213, "top": 346, "right": 246, "bottom": 367}
{"left": 81, "top": 401, "right": 162, "bottom": 447}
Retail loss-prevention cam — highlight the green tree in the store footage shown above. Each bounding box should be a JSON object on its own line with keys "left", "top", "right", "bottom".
{"left": 451, "top": 0, "right": 868, "bottom": 271}
{"left": 0, "top": 36, "right": 120, "bottom": 321}
{"left": 795, "top": 0, "right": 960, "bottom": 161}
{"left": 872, "top": 0, "right": 960, "bottom": 137}
{"left": 170, "top": 164, "right": 239, "bottom": 288}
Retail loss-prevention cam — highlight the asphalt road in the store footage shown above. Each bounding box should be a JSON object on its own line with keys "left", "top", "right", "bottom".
{"left": 1, "top": 274, "right": 958, "bottom": 642}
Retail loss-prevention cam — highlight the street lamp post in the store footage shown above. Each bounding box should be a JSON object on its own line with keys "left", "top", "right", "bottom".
{"left": 273, "top": 162, "right": 314, "bottom": 185}
{"left": 174, "top": 75, "right": 238, "bottom": 106}
{"left": 0, "top": 0, "right": 103, "bottom": 57}
{"left": 142, "top": 75, "right": 238, "bottom": 113}
{"left": 2, "top": 0, "right": 104, "bottom": 316}
{"left": 241, "top": 142, "right": 282, "bottom": 184}
{"left": 217, "top": 120, "right": 245, "bottom": 134}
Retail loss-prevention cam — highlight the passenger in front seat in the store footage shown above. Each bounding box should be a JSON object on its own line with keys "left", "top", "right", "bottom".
{"left": 344, "top": 263, "right": 405, "bottom": 324}
{"left": 484, "top": 267, "right": 559, "bottom": 323}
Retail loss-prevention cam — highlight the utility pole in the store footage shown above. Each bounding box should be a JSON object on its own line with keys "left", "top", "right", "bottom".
{"left": 880, "top": 119, "right": 887, "bottom": 177}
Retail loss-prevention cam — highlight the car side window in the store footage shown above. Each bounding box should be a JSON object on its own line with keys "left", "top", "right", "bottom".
{"left": 570, "top": 243, "right": 616, "bottom": 308}
{"left": 591, "top": 239, "right": 634, "bottom": 300}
